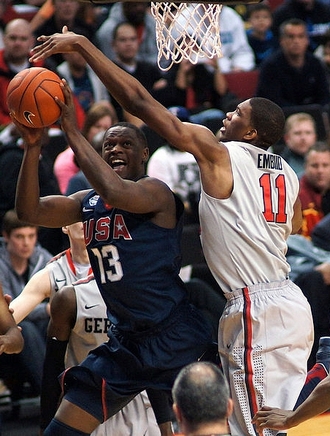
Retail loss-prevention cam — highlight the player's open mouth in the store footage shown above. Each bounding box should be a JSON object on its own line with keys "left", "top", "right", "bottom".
{"left": 111, "top": 159, "right": 126, "bottom": 171}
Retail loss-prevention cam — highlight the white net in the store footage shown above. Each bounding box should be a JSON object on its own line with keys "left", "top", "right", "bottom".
{"left": 151, "top": 2, "right": 223, "bottom": 71}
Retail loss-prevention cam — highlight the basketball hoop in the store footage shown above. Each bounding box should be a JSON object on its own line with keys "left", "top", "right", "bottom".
{"left": 151, "top": 3, "right": 223, "bottom": 71}
{"left": 81, "top": 0, "right": 262, "bottom": 70}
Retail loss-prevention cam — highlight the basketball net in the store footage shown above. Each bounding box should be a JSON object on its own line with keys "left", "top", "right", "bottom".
{"left": 150, "top": 3, "right": 223, "bottom": 71}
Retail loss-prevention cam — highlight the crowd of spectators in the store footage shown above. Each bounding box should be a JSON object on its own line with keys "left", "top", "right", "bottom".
{"left": 0, "top": 0, "right": 330, "bottom": 433}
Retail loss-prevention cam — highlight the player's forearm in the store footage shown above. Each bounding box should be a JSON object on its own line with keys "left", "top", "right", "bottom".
{"left": 15, "top": 145, "right": 42, "bottom": 223}
{"left": 286, "top": 377, "right": 330, "bottom": 428}
{"left": 11, "top": 296, "right": 31, "bottom": 324}
{"left": 0, "top": 327, "right": 24, "bottom": 354}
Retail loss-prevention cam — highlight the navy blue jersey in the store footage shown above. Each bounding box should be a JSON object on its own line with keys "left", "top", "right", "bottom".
{"left": 82, "top": 189, "right": 187, "bottom": 332}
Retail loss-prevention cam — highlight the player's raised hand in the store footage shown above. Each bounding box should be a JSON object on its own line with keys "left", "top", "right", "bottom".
{"left": 10, "top": 114, "right": 46, "bottom": 148}
{"left": 55, "top": 79, "right": 79, "bottom": 134}
{"left": 29, "top": 26, "right": 82, "bottom": 62}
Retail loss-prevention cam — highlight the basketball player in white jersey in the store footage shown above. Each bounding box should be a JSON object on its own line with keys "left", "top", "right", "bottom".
{"left": 10, "top": 222, "right": 169, "bottom": 436}
{"left": 10, "top": 222, "right": 92, "bottom": 323}
{"left": 41, "top": 274, "right": 161, "bottom": 436}
{"left": 28, "top": 28, "right": 314, "bottom": 436}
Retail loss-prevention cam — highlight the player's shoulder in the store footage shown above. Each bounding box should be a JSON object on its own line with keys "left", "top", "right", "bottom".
{"left": 48, "top": 249, "right": 68, "bottom": 264}
{"left": 72, "top": 274, "right": 95, "bottom": 288}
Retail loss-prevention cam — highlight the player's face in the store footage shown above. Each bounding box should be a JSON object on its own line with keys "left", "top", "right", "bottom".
{"left": 102, "top": 126, "right": 148, "bottom": 180}
{"left": 305, "top": 150, "right": 330, "bottom": 192}
{"left": 3, "top": 227, "right": 38, "bottom": 261}
{"left": 218, "top": 100, "right": 254, "bottom": 142}
{"left": 65, "top": 222, "right": 85, "bottom": 243}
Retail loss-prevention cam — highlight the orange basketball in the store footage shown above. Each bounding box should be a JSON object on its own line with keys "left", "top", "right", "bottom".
{"left": 6, "top": 67, "right": 65, "bottom": 128}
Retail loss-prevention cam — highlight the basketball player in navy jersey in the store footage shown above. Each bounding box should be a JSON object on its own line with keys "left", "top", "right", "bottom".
{"left": 27, "top": 27, "right": 314, "bottom": 436}
{"left": 42, "top": 274, "right": 163, "bottom": 436}
{"left": 14, "top": 96, "right": 213, "bottom": 434}
{"left": 9, "top": 222, "right": 169, "bottom": 435}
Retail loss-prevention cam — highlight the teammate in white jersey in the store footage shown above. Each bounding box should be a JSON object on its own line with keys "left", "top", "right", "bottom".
{"left": 42, "top": 274, "right": 161, "bottom": 436}
{"left": 29, "top": 28, "right": 313, "bottom": 436}
{"left": 10, "top": 222, "right": 92, "bottom": 323}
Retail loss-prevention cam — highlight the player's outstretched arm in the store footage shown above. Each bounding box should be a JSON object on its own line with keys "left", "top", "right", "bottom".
{"left": 30, "top": 27, "right": 218, "bottom": 162}
{"left": 252, "top": 374, "right": 330, "bottom": 431}
{"left": 10, "top": 268, "right": 51, "bottom": 324}
{"left": 0, "top": 285, "right": 24, "bottom": 354}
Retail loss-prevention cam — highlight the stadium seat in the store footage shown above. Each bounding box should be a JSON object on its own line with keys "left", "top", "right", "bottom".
{"left": 223, "top": 69, "right": 260, "bottom": 101}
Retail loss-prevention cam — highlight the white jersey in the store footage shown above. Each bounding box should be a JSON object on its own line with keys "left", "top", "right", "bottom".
{"left": 46, "top": 249, "right": 93, "bottom": 299}
{"left": 199, "top": 141, "right": 299, "bottom": 292}
{"left": 66, "top": 275, "right": 110, "bottom": 368}
{"left": 69, "top": 275, "right": 160, "bottom": 436}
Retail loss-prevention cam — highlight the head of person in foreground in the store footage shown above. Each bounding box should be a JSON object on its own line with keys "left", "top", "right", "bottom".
{"left": 172, "top": 361, "right": 233, "bottom": 436}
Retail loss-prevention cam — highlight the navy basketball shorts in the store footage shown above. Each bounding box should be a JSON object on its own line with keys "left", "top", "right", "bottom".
{"left": 61, "top": 300, "right": 213, "bottom": 422}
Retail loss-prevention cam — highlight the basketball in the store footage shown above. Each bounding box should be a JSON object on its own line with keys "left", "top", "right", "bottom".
{"left": 6, "top": 67, "right": 65, "bottom": 128}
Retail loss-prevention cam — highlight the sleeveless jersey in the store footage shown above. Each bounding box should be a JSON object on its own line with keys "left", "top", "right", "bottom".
{"left": 199, "top": 141, "right": 299, "bottom": 292}
{"left": 46, "top": 249, "right": 93, "bottom": 299}
{"left": 81, "top": 190, "right": 187, "bottom": 332}
{"left": 66, "top": 274, "right": 110, "bottom": 368}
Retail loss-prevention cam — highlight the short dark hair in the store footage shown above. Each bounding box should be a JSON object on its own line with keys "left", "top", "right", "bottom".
{"left": 305, "top": 141, "right": 330, "bottom": 161}
{"left": 250, "top": 97, "right": 285, "bottom": 149}
{"left": 246, "top": 3, "right": 272, "bottom": 19}
{"left": 2, "top": 209, "right": 38, "bottom": 236}
{"left": 112, "top": 21, "right": 136, "bottom": 41}
{"left": 279, "top": 18, "right": 307, "bottom": 38}
{"left": 108, "top": 122, "right": 148, "bottom": 149}
{"left": 172, "top": 362, "right": 229, "bottom": 429}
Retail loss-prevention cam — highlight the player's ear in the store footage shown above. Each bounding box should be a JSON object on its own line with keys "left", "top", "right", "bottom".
{"left": 142, "top": 147, "right": 149, "bottom": 163}
{"left": 227, "top": 398, "right": 234, "bottom": 418}
{"left": 2, "top": 231, "right": 9, "bottom": 242}
{"left": 244, "top": 128, "right": 257, "bottom": 141}
{"left": 172, "top": 403, "right": 182, "bottom": 423}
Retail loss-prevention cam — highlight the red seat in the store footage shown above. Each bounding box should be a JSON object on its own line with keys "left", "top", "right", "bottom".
{"left": 223, "top": 69, "right": 260, "bottom": 101}
{"left": 268, "top": 0, "right": 284, "bottom": 11}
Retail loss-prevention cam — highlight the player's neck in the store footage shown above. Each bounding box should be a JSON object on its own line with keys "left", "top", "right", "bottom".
{"left": 70, "top": 245, "right": 89, "bottom": 266}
